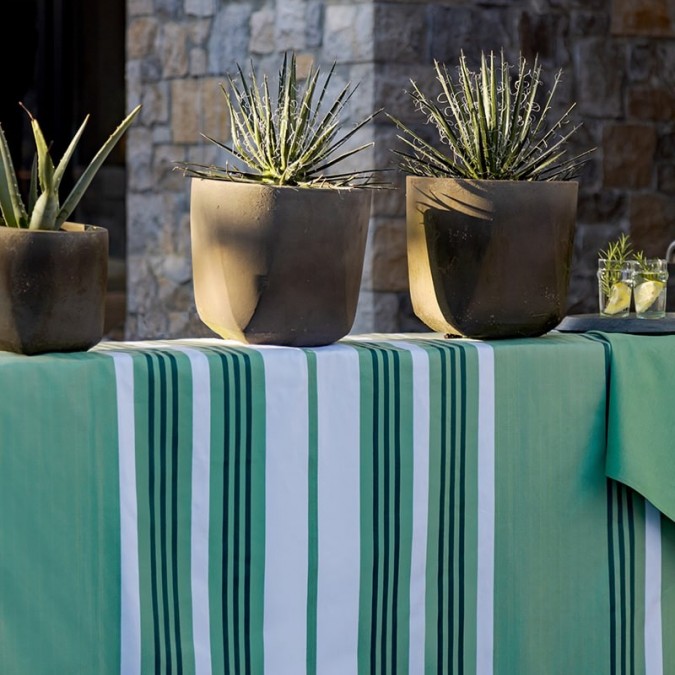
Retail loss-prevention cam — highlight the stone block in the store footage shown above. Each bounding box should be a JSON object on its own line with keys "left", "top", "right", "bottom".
{"left": 128, "top": 17, "right": 159, "bottom": 60}
{"left": 611, "top": 0, "right": 675, "bottom": 37}
{"left": 366, "top": 216, "right": 409, "bottom": 292}
{"left": 324, "top": 4, "right": 374, "bottom": 62}
{"left": 141, "top": 81, "right": 170, "bottom": 125}
{"left": 250, "top": 8, "right": 275, "bottom": 54}
{"left": 658, "top": 164, "right": 675, "bottom": 193}
{"left": 351, "top": 290, "right": 400, "bottom": 335}
{"left": 573, "top": 40, "right": 624, "bottom": 117}
{"left": 275, "top": 0, "right": 307, "bottom": 52}
{"left": 429, "top": 6, "right": 513, "bottom": 64}
{"left": 577, "top": 190, "right": 629, "bottom": 224}
{"left": 603, "top": 123, "right": 657, "bottom": 189}
{"left": 208, "top": 4, "right": 252, "bottom": 74}
{"left": 185, "top": 0, "right": 215, "bottom": 18}
{"left": 628, "top": 86, "right": 675, "bottom": 121}
{"left": 160, "top": 23, "right": 189, "bottom": 78}
{"left": 629, "top": 193, "right": 675, "bottom": 257}
{"left": 373, "top": 4, "right": 429, "bottom": 64}
{"left": 171, "top": 77, "right": 230, "bottom": 144}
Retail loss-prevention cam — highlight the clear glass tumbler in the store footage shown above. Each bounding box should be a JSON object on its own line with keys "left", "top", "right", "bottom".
{"left": 633, "top": 258, "right": 669, "bottom": 319}
{"left": 597, "top": 259, "right": 635, "bottom": 317}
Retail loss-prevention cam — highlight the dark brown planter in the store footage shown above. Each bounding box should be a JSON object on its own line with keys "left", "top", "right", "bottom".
{"left": 189, "top": 179, "right": 372, "bottom": 347}
{"left": 407, "top": 177, "right": 578, "bottom": 339}
{"left": 0, "top": 223, "right": 108, "bottom": 355}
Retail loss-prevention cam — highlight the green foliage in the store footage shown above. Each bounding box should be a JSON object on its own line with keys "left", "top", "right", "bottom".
{"left": 388, "top": 50, "right": 593, "bottom": 181}
{"left": 598, "top": 233, "right": 637, "bottom": 296}
{"left": 176, "top": 53, "right": 384, "bottom": 188}
{"left": 0, "top": 103, "right": 141, "bottom": 230}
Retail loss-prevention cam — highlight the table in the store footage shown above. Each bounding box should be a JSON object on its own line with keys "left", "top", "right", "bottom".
{"left": 0, "top": 332, "right": 673, "bottom": 674}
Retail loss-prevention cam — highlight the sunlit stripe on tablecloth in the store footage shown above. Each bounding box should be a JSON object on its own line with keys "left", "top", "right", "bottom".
{"left": 172, "top": 346, "right": 213, "bottom": 675}
{"left": 111, "top": 352, "right": 142, "bottom": 675}
{"left": 313, "top": 344, "right": 361, "bottom": 675}
{"left": 644, "top": 501, "right": 663, "bottom": 675}
{"left": 473, "top": 342, "right": 495, "bottom": 675}
{"left": 259, "top": 347, "right": 309, "bottom": 675}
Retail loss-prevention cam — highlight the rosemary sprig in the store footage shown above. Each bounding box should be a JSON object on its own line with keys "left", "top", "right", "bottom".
{"left": 598, "top": 233, "right": 633, "bottom": 297}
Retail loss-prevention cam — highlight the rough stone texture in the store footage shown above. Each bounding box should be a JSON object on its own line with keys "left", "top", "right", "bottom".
{"left": 125, "top": 0, "right": 675, "bottom": 339}
{"left": 603, "top": 124, "right": 657, "bottom": 189}
{"left": 611, "top": 0, "right": 675, "bottom": 37}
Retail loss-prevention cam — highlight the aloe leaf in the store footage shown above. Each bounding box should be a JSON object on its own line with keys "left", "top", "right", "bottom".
{"left": 55, "top": 103, "right": 141, "bottom": 229}
{"left": 0, "top": 121, "right": 28, "bottom": 228}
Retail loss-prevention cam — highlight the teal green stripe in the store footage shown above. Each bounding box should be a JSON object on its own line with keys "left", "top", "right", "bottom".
{"left": 0, "top": 352, "right": 121, "bottom": 674}
{"left": 305, "top": 351, "right": 319, "bottom": 675}
{"left": 608, "top": 480, "right": 617, "bottom": 675}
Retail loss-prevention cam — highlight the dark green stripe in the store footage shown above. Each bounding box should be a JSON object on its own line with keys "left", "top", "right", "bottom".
{"left": 232, "top": 355, "right": 243, "bottom": 674}
{"left": 305, "top": 351, "right": 319, "bottom": 675}
{"left": 449, "top": 349, "right": 457, "bottom": 673}
{"left": 219, "top": 353, "right": 232, "bottom": 675}
{"left": 607, "top": 480, "right": 617, "bottom": 675}
{"left": 618, "top": 485, "right": 626, "bottom": 675}
{"left": 381, "top": 350, "right": 391, "bottom": 675}
{"left": 436, "top": 345, "right": 448, "bottom": 672}
{"left": 391, "top": 350, "right": 402, "bottom": 675}
{"left": 369, "top": 348, "right": 380, "bottom": 675}
{"left": 458, "top": 347, "right": 467, "bottom": 673}
{"left": 143, "top": 354, "right": 162, "bottom": 675}
{"left": 157, "top": 356, "right": 173, "bottom": 675}
{"left": 627, "top": 489, "right": 635, "bottom": 675}
{"left": 243, "top": 353, "right": 253, "bottom": 675}
{"left": 168, "top": 354, "right": 183, "bottom": 673}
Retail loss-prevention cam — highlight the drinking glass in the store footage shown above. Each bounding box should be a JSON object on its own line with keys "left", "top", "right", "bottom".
{"left": 633, "top": 258, "right": 668, "bottom": 319}
{"left": 597, "top": 259, "right": 634, "bottom": 317}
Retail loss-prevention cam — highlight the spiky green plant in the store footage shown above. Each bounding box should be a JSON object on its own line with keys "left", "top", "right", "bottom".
{"left": 388, "top": 50, "right": 592, "bottom": 181}
{"left": 175, "top": 53, "right": 383, "bottom": 188}
{"left": 0, "top": 103, "right": 141, "bottom": 230}
{"left": 598, "top": 233, "right": 634, "bottom": 297}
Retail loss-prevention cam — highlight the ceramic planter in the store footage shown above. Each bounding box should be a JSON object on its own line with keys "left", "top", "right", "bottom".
{"left": 0, "top": 224, "right": 108, "bottom": 355}
{"left": 189, "top": 179, "right": 372, "bottom": 347}
{"left": 407, "top": 177, "right": 578, "bottom": 339}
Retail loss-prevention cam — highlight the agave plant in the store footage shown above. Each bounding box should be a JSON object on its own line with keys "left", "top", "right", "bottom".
{"left": 0, "top": 103, "right": 142, "bottom": 230}
{"left": 176, "top": 53, "right": 383, "bottom": 188}
{"left": 388, "top": 50, "right": 592, "bottom": 181}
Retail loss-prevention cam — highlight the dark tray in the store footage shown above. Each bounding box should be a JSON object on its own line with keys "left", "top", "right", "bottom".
{"left": 556, "top": 313, "right": 675, "bottom": 335}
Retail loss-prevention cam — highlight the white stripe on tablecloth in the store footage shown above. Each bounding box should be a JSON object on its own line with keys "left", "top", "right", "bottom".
{"left": 396, "top": 342, "right": 430, "bottom": 675}
{"left": 110, "top": 352, "right": 141, "bottom": 675}
{"left": 473, "top": 342, "right": 495, "bottom": 675}
{"left": 314, "top": 344, "right": 362, "bottom": 675}
{"left": 173, "top": 346, "right": 213, "bottom": 675}
{"left": 260, "top": 347, "right": 309, "bottom": 675}
{"left": 644, "top": 501, "right": 663, "bottom": 675}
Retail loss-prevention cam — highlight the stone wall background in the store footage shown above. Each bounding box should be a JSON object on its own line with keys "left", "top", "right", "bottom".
{"left": 125, "top": 0, "right": 675, "bottom": 339}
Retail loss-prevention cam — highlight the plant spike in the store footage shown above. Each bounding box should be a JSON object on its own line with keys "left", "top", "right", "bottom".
{"left": 388, "top": 50, "right": 591, "bottom": 181}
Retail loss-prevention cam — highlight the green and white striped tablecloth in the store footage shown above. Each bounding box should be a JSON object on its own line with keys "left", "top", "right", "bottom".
{"left": 0, "top": 332, "right": 673, "bottom": 674}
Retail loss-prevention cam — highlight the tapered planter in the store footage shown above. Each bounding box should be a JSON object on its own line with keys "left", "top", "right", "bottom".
{"left": 190, "top": 179, "right": 372, "bottom": 347}
{"left": 407, "top": 177, "right": 578, "bottom": 339}
{"left": 0, "top": 223, "right": 108, "bottom": 354}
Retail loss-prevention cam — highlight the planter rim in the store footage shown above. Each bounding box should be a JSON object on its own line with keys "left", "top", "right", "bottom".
{"left": 190, "top": 177, "right": 373, "bottom": 194}
{"left": 406, "top": 175, "right": 579, "bottom": 187}
{"left": 0, "top": 223, "right": 107, "bottom": 235}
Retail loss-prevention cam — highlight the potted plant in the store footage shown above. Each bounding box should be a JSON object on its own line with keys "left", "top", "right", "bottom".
{"left": 388, "top": 50, "right": 593, "bottom": 339}
{"left": 0, "top": 103, "right": 141, "bottom": 354}
{"left": 176, "top": 53, "right": 384, "bottom": 347}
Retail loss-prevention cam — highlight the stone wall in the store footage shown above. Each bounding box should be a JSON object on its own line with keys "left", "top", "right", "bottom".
{"left": 125, "top": 0, "right": 675, "bottom": 339}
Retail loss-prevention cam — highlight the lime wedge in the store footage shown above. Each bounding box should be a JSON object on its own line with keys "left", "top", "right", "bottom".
{"left": 634, "top": 280, "right": 664, "bottom": 314}
{"left": 603, "top": 281, "right": 631, "bottom": 315}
